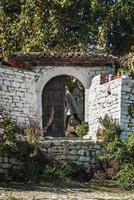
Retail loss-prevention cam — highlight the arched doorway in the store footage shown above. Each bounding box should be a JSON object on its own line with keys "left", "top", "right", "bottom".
{"left": 42, "top": 75, "right": 84, "bottom": 137}
{"left": 35, "top": 66, "right": 90, "bottom": 129}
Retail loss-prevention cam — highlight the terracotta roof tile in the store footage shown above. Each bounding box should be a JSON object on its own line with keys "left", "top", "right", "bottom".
{"left": 8, "top": 51, "right": 118, "bottom": 68}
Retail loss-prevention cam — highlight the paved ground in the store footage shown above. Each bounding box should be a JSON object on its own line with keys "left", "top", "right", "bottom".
{"left": 0, "top": 184, "right": 134, "bottom": 200}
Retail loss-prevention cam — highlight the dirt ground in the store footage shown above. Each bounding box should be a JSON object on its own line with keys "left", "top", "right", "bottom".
{"left": 0, "top": 181, "right": 134, "bottom": 200}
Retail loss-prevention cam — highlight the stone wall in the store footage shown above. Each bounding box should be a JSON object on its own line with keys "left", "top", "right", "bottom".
{"left": 0, "top": 63, "right": 134, "bottom": 140}
{"left": 40, "top": 139, "right": 101, "bottom": 167}
{"left": 0, "top": 64, "right": 109, "bottom": 127}
{"left": 0, "top": 65, "right": 36, "bottom": 126}
{"left": 0, "top": 156, "right": 24, "bottom": 179}
{"left": 87, "top": 76, "right": 134, "bottom": 140}
{"left": 87, "top": 75, "right": 122, "bottom": 139}
{"left": 120, "top": 78, "right": 134, "bottom": 140}
{"left": 0, "top": 139, "right": 101, "bottom": 178}
{"left": 1, "top": 63, "right": 133, "bottom": 139}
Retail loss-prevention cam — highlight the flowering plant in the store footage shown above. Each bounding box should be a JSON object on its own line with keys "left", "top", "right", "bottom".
{"left": 7, "top": 60, "right": 29, "bottom": 70}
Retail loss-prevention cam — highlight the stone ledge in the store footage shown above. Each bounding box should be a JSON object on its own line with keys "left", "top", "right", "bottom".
{"left": 40, "top": 139, "right": 101, "bottom": 166}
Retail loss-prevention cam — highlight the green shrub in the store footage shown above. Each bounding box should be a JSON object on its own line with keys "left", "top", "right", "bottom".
{"left": 0, "top": 114, "right": 43, "bottom": 181}
{"left": 23, "top": 158, "right": 40, "bottom": 181}
{"left": 0, "top": 115, "right": 19, "bottom": 156}
{"left": 97, "top": 114, "right": 122, "bottom": 145}
{"left": 76, "top": 121, "right": 89, "bottom": 137}
{"left": 64, "top": 162, "right": 90, "bottom": 181}
{"left": 0, "top": 115, "right": 40, "bottom": 159}
{"left": 98, "top": 115, "right": 134, "bottom": 189}
{"left": 41, "top": 162, "right": 89, "bottom": 182}
{"left": 106, "top": 138, "right": 128, "bottom": 161}
{"left": 116, "top": 163, "right": 134, "bottom": 189}
{"left": 42, "top": 163, "right": 71, "bottom": 181}
{"left": 127, "top": 133, "right": 134, "bottom": 156}
{"left": 0, "top": 115, "right": 18, "bottom": 144}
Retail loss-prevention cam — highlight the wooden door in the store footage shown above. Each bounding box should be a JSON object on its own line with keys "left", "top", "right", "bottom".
{"left": 42, "top": 77, "right": 65, "bottom": 137}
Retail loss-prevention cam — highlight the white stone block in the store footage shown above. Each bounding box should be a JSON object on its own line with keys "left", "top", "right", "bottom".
{"left": 12, "top": 82, "right": 20, "bottom": 88}
{"left": 0, "top": 168, "right": 8, "bottom": 174}
{"left": 70, "top": 150, "right": 77, "bottom": 155}
{"left": 79, "top": 156, "right": 90, "bottom": 162}
{"left": 4, "top": 80, "right": 11, "bottom": 86}
{"left": 1, "top": 163, "right": 11, "bottom": 169}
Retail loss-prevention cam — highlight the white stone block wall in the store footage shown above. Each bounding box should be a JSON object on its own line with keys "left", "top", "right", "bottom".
{"left": 0, "top": 64, "right": 109, "bottom": 128}
{"left": 40, "top": 139, "right": 101, "bottom": 167}
{"left": 120, "top": 78, "right": 134, "bottom": 139}
{"left": 0, "top": 64, "right": 110, "bottom": 128}
{"left": 0, "top": 140, "right": 101, "bottom": 178}
{"left": 0, "top": 65, "right": 36, "bottom": 126}
{"left": 87, "top": 76, "right": 134, "bottom": 140}
{"left": 87, "top": 75, "right": 122, "bottom": 139}
{"left": 0, "top": 156, "right": 24, "bottom": 179}
{"left": 0, "top": 63, "right": 133, "bottom": 141}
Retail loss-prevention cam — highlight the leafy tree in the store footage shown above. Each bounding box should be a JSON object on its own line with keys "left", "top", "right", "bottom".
{"left": 0, "top": 0, "right": 133, "bottom": 58}
{"left": 118, "top": 53, "right": 134, "bottom": 77}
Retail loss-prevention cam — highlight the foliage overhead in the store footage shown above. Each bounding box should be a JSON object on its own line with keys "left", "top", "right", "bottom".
{"left": 118, "top": 53, "right": 134, "bottom": 77}
{"left": 0, "top": 0, "right": 134, "bottom": 58}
